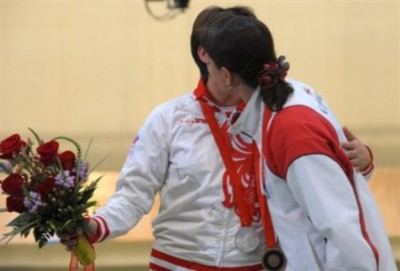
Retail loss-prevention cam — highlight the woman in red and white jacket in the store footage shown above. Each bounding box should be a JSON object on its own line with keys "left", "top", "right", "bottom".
{"left": 202, "top": 13, "right": 396, "bottom": 271}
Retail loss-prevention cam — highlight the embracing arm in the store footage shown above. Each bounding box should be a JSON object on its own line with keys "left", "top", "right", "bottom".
{"left": 341, "top": 126, "right": 374, "bottom": 179}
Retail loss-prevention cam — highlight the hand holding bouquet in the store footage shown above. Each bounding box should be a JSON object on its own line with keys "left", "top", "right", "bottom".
{"left": 0, "top": 129, "right": 104, "bottom": 266}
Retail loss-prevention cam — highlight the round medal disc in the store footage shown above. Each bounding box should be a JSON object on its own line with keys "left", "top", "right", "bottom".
{"left": 234, "top": 227, "right": 260, "bottom": 253}
{"left": 261, "top": 247, "right": 287, "bottom": 271}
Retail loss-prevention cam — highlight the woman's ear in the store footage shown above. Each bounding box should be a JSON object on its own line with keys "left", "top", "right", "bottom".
{"left": 221, "top": 67, "right": 233, "bottom": 87}
{"left": 198, "top": 47, "right": 209, "bottom": 63}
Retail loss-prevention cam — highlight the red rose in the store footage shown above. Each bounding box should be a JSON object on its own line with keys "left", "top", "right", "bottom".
{"left": 36, "top": 177, "right": 55, "bottom": 196}
{"left": 59, "top": 151, "right": 76, "bottom": 171}
{"left": 6, "top": 196, "right": 25, "bottom": 213}
{"left": 36, "top": 140, "right": 59, "bottom": 165}
{"left": 1, "top": 173, "right": 24, "bottom": 197}
{"left": 0, "top": 134, "right": 26, "bottom": 159}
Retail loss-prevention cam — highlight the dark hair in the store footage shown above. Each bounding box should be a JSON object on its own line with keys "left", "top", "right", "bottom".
{"left": 204, "top": 15, "right": 293, "bottom": 111}
{"left": 190, "top": 6, "right": 256, "bottom": 80}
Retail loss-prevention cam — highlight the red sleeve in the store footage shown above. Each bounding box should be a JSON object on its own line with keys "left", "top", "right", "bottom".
{"left": 265, "top": 105, "right": 353, "bottom": 180}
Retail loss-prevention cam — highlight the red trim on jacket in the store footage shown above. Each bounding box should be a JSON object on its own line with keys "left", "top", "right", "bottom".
{"left": 150, "top": 249, "right": 262, "bottom": 271}
{"left": 149, "top": 262, "right": 171, "bottom": 271}
{"left": 90, "top": 215, "right": 110, "bottom": 243}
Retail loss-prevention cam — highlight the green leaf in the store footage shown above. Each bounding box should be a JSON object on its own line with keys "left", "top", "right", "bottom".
{"left": 28, "top": 128, "right": 42, "bottom": 145}
{"left": 87, "top": 154, "right": 109, "bottom": 175}
{"left": 83, "top": 138, "right": 93, "bottom": 161}
{"left": 1, "top": 219, "right": 39, "bottom": 245}
{"left": 7, "top": 212, "right": 31, "bottom": 227}
{"left": 52, "top": 136, "right": 82, "bottom": 161}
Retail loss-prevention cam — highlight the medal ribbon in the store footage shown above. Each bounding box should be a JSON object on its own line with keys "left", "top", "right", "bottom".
{"left": 194, "top": 79, "right": 278, "bottom": 247}
{"left": 69, "top": 252, "right": 95, "bottom": 271}
{"left": 198, "top": 98, "right": 253, "bottom": 227}
{"left": 254, "top": 107, "right": 278, "bottom": 248}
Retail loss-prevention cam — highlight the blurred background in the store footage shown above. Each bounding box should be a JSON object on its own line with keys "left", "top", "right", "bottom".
{"left": 1, "top": 0, "right": 399, "bottom": 270}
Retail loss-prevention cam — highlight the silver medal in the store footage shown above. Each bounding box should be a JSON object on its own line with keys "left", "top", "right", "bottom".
{"left": 261, "top": 246, "right": 287, "bottom": 271}
{"left": 234, "top": 227, "right": 260, "bottom": 253}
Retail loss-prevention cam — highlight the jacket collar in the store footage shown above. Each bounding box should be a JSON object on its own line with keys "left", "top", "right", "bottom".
{"left": 228, "top": 87, "right": 264, "bottom": 138}
{"left": 193, "top": 78, "right": 246, "bottom": 111}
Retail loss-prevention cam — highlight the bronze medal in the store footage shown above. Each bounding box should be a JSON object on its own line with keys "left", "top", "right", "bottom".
{"left": 261, "top": 246, "right": 287, "bottom": 271}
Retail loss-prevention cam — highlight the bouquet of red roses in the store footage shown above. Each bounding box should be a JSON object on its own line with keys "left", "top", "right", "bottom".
{"left": 0, "top": 128, "right": 104, "bottom": 266}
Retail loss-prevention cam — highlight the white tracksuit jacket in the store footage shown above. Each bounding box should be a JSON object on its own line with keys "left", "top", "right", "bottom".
{"left": 228, "top": 78, "right": 396, "bottom": 271}
{"left": 92, "top": 79, "right": 266, "bottom": 270}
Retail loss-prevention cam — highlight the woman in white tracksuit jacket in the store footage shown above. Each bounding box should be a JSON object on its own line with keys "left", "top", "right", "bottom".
{"left": 202, "top": 14, "right": 397, "bottom": 271}
{"left": 91, "top": 78, "right": 268, "bottom": 270}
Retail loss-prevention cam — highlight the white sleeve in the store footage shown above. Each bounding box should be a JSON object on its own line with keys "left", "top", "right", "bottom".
{"left": 286, "top": 154, "right": 378, "bottom": 270}
{"left": 94, "top": 107, "right": 170, "bottom": 239}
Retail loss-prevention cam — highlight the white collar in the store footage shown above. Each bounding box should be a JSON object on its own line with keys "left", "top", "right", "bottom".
{"left": 228, "top": 87, "right": 264, "bottom": 137}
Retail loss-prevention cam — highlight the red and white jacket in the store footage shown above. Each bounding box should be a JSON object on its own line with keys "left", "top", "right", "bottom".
{"left": 228, "top": 78, "right": 396, "bottom": 271}
{"left": 90, "top": 79, "right": 266, "bottom": 270}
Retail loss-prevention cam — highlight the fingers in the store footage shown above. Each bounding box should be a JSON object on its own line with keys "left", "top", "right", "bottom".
{"left": 342, "top": 127, "right": 372, "bottom": 171}
{"left": 350, "top": 159, "right": 362, "bottom": 171}
{"left": 342, "top": 142, "right": 370, "bottom": 171}
{"left": 58, "top": 236, "right": 77, "bottom": 251}
{"left": 344, "top": 150, "right": 360, "bottom": 165}
{"left": 343, "top": 126, "right": 357, "bottom": 141}
{"left": 344, "top": 151, "right": 362, "bottom": 170}
{"left": 341, "top": 140, "right": 355, "bottom": 151}
{"left": 60, "top": 238, "right": 78, "bottom": 251}
{"left": 342, "top": 140, "right": 362, "bottom": 169}
{"left": 343, "top": 149, "right": 357, "bottom": 160}
{"left": 56, "top": 228, "right": 82, "bottom": 251}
